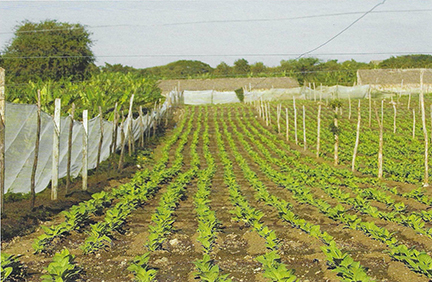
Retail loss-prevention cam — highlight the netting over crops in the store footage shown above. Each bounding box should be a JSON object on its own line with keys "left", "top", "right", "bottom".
{"left": 183, "top": 85, "right": 371, "bottom": 104}
{"left": 4, "top": 91, "right": 180, "bottom": 194}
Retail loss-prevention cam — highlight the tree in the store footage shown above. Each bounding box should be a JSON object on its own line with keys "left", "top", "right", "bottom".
{"left": 233, "top": 58, "right": 250, "bottom": 75}
{"left": 214, "top": 62, "right": 232, "bottom": 76}
{"left": 251, "top": 62, "right": 267, "bottom": 75}
{"left": 0, "top": 20, "right": 95, "bottom": 83}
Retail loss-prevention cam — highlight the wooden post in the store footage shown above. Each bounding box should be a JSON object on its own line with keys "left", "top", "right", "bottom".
{"left": 285, "top": 108, "right": 289, "bottom": 141}
{"left": 408, "top": 92, "right": 411, "bottom": 110}
{"left": 110, "top": 103, "right": 118, "bottom": 156}
{"left": 413, "top": 108, "right": 416, "bottom": 139}
{"left": 293, "top": 97, "right": 298, "bottom": 145}
{"left": 30, "top": 90, "right": 41, "bottom": 209}
{"left": 334, "top": 107, "right": 339, "bottom": 166}
{"left": 66, "top": 103, "right": 75, "bottom": 194}
{"left": 265, "top": 102, "right": 269, "bottom": 126}
{"left": 0, "top": 68, "right": 5, "bottom": 213}
{"left": 118, "top": 112, "right": 126, "bottom": 171}
{"left": 430, "top": 104, "right": 432, "bottom": 143}
{"left": 316, "top": 104, "right": 321, "bottom": 158}
{"left": 419, "top": 70, "right": 429, "bottom": 186}
{"left": 51, "top": 98, "right": 61, "bottom": 200}
{"left": 82, "top": 110, "right": 88, "bottom": 191}
{"left": 352, "top": 100, "right": 361, "bottom": 171}
{"left": 277, "top": 104, "right": 281, "bottom": 134}
{"left": 303, "top": 105, "right": 307, "bottom": 150}
{"left": 127, "top": 94, "right": 135, "bottom": 157}
{"left": 377, "top": 100, "right": 384, "bottom": 179}
{"left": 369, "top": 88, "right": 372, "bottom": 127}
{"left": 392, "top": 99, "right": 397, "bottom": 134}
{"left": 348, "top": 94, "right": 352, "bottom": 120}
{"left": 139, "top": 106, "right": 144, "bottom": 148}
{"left": 96, "top": 106, "right": 104, "bottom": 169}
{"left": 268, "top": 102, "right": 272, "bottom": 126}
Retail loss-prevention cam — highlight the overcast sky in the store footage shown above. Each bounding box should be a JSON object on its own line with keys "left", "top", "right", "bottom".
{"left": 1, "top": 0, "right": 431, "bottom": 68}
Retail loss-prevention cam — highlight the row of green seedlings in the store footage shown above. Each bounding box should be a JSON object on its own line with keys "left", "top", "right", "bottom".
{"left": 192, "top": 107, "right": 231, "bottom": 282}
{"left": 31, "top": 110, "right": 190, "bottom": 255}
{"left": 236, "top": 109, "right": 432, "bottom": 279}
{"left": 81, "top": 109, "right": 196, "bottom": 255}
{"left": 24, "top": 110, "right": 191, "bottom": 281}
{"left": 247, "top": 105, "right": 432, "bottom": 210}
{"left": 223, "top": 108, "right": 374, "bottom": 282}
{"left": 239, "top": 108, "right": 432, "bottom": 238}
{"left": 266, "top": 101, "right": 431, "bottom": 185}
{"left": 214, "top": 110, "right": 297, "bottom": 282}
{"left": 128, "top": 109, "right": 201, "bottom": 281}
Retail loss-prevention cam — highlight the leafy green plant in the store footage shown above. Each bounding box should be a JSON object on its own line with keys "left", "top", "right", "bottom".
{"left": 1, "top": 253, "right": 26, "bottom": 282}
{"left": 40, "top": 249, "right": 81, "bottom": 282}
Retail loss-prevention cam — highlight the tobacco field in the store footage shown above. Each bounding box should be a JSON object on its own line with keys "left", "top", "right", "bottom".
{"left": 2, "top": 98, "right": 432, "bottom": 282}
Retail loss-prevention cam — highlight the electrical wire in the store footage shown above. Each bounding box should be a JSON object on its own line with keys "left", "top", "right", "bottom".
{"left": 297, "top": 0, "right": 387, "bottom": 59}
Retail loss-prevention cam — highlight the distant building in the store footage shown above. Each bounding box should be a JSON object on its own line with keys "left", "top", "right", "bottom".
{"left": 158, "top": 77, "right": 299, "bottom": 94}
{"left": 357, "top": 68, "right": 432, "bottom": 86}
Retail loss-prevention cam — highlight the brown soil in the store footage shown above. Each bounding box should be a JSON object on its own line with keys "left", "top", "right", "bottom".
{"left": 2, "top": 105, "right": 431, "bottom": 282}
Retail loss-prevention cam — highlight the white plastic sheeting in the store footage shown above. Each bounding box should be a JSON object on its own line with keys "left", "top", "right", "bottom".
{"left": 183, "top": 90, "right": 240, "bottom": 105}
{"left": 183, "top": 85, "right": 371, "bottom": 105}
{"left": 4, "top": 91, "right": 180, "bottom": 194}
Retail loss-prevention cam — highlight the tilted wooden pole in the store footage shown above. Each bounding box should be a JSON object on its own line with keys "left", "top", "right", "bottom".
{"left": 96, "top": 106, "right": 104, "bottom": 169}
{"left": 293, "top": 97, "right": 298, "bottom": 145}
{"left": 419, "top": 69, "right": 429, "bottom": 186}
{"left": 31, "top": 90, "right": 41, "bottom": 209}
{"left": 375, "top": 101, "right": 384, "bottom": 179}
{"left": 0, "top": 68, "right": 5, "bottom": 213}
{"left": 51, "top": 98, "right": 61, "bottom": 200}
{"left": 82, "top": 110, "right": 88, "bottom": 191}
{"left": 303, "top": 105, "right": 307, "bottom": 150}
{"left": 352, "top": 100, "right": 361, "bottom": 171}
{"left": 66, "top": 103, "right": 75, "bottom": 194}
{"left": 316, "top": 104, "right": 321, "bottom": 158}
{"left": 285, "top": 108, "right": 289, "bottom": 141}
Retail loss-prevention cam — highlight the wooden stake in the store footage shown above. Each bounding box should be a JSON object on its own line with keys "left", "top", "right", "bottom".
{"left": 352, "top": 100, "right": 361, "bottom": 171}
{"left": 348, "top": 94, "right": 351, "bottom": 120}
{"left": 51, "top": 98, "right": 61, "bottom": 200}
{"left": 118, "top": 112, "right": 126, "bottom": 171}
{"left": 127, "top": 94, "right": 135, "bottom": 157}
{"left": 316, "top": 104, "right": 321, "bottom": 158}
{"left": 0, "top": 68, "right": 5, "bottom": 213}
{"left": 419, "top": 70, "right": 429, "bottom": 186}
{"left": 375, "top": 101, "right": 384, "bottom": 179}
{"left": 293, "top": 97, "right": 298, "bottom": 145}
{"left": 369, "top": 88, "right": 372, "bottom": 127}
{"left": 30, "top": 90, "right": 41, "bottom": 209}
{"left": 285, "top": 108, "right": 289, "bottom": 141}
{"left": 408, "top": 92, "right": 411, "bottom": 110}
{"left": 392, "top": 99, "right": 397, "bottom": 134}
{"left": 139, "top": 106, "right": 144, "bottom": 148}
{"left": 334, "top": 107, "right": 339, "bottom": 166}
{"left": 277, "top": 104, "right": 281, "bottom": 134}
{"left": 413, "top": 108, "right": 416, "bottom": 139}
{"left": 66, "top": 103, "right": 75, "bottom": 194}
{"left": 303, "top": 105, "right": 307, "bottom": 150}
{"left": 82, "top": 110, "right": 88, "bottom": 191}
{"left": 110, "top": 103, "right": 118, "bottom": 155}
{"left": 96, "top": 106, "right": 104, "bottom": 169}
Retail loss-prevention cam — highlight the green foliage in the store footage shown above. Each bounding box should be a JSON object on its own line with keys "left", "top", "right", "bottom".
{"left": 379, "top": 54, "right": 432, "bottom": 69}
{"left": 142, "top": 60, "right": 214, "bottom": 79}
{"left": 233, "top": 58, "right": 251, "bottom": 75}
{"left": 234, "top": 88, "right": 244, "bottom": 103}
{"left": 40, "top": 249, "right": 81, "bottom": 282}
{"left": 1, "top": 20, "right": 95, "bottom": 83}
{"left": 1, "top": 253, "right": 26, "bottom": 282}
{"left": 6, "top": 71, "right": 162, "bottom": 119}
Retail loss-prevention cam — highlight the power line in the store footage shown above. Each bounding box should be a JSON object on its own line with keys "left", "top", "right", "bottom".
{"left": 0, "top": 8, "right": 429, "bottom": 35}
{"left": 297, "top": 0, "right": 387, "bottom": 59}
{"left": 1, "top": 51, "right": 431, "bottom": 60}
